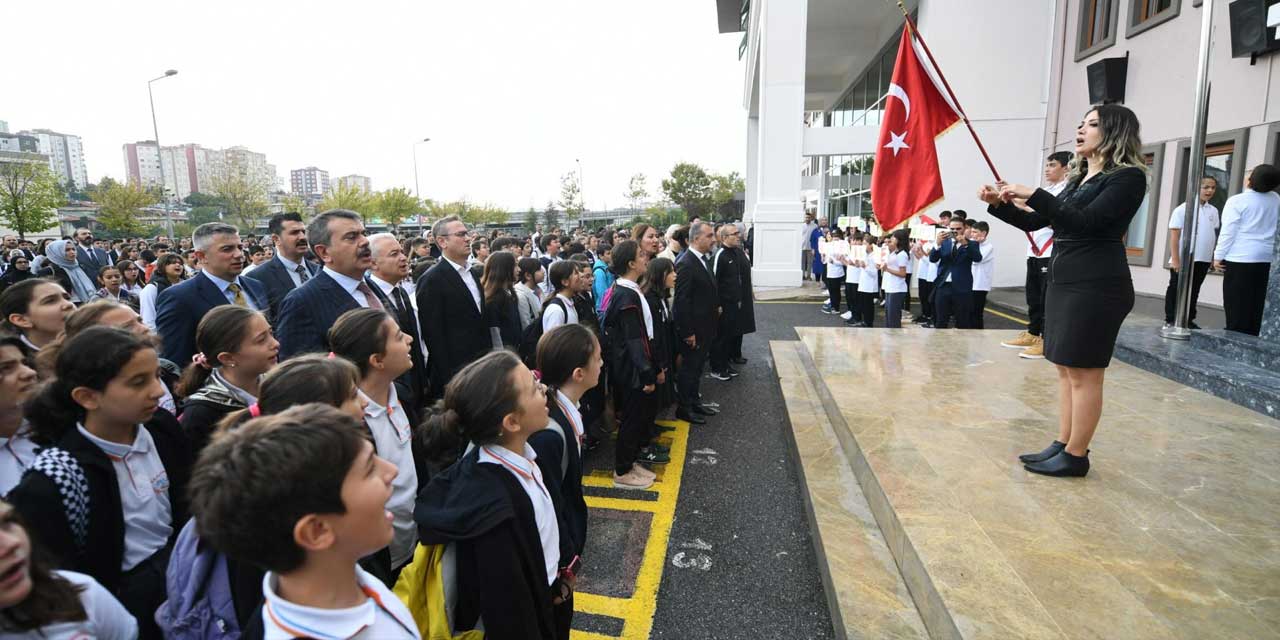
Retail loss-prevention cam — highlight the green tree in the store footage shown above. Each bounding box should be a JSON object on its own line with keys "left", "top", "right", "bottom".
{"left": 523, "top": 207, "right": 539, "bottom": 232}
{"left": 319, "top": 183, "right": 373, "bottom": 216}
{"left": 277, "top": 194, "right": 309, "bottom": 218}
{"left": 661, "top": 162, "right": 712, "bottom": 221}
{"left": 542, "top": 202, "right": 560, "bottom": 230}
{"left": 0, "top": 163, "right": 64, "bottom": 240}
{"left": 625, "top": 173, "right": 648, "bottom": 215}
{"left": 207, "top": 158, "right": 270, "bottom": 230}
{"left": 184, "top": 192, "right": 226, "bottom": 208}
{"left": 558, "top": 170, "right": 584, "bottom": 226}
{"left": 709, "top": 171, "right": 745, "bottom": 221}
{"left": 95, "top": 181, "right": 157, "bottom": 237}
{"left": 374, "top": 187, "right": 419, "bottom": 233}
{"left": 186, "top": 206, "right": 223, "bottom": 226}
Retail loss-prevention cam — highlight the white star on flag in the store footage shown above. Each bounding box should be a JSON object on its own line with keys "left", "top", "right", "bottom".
{"left": 884, "top": 131, "right": 909, "bottom": 156}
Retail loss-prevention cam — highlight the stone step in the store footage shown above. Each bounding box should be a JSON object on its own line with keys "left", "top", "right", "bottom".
{"left": 771, "top": 340, "right": 928, "bottom": 640}
{"left": 1189, "top": 328, "right": 1280, "bottom": 371}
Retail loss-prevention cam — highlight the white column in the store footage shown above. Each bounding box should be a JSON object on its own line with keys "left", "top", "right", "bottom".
{"left": 748, "top": 0, "right": 807, "bottom": 289}
{"left": 745, "top": 116, "right": 759, "bottom": 227}
{"left": 817, "top": 156, "right": 829, "bottom": 222}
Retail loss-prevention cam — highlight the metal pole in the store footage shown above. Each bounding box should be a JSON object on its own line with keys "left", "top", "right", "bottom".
{"left": 1162, "top": 0, "right": 1214, "bottom": 341}
{"left": 412, "top": 138, "right": 429, "bottom": 230}
{"left": 148, "top": 71, "right": 177, "bottom": 238}
{"left": 576, "top": 158, "right": 585, "bottom": 225}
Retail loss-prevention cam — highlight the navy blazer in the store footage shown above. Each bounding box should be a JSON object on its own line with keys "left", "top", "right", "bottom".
{"left": 416, "top": 259, "right": 489, "bottom": 398}
{"left": 76, "top": 244, "right": 109, "bottom": 275}
{"left": 243, "top": 255, "right": 319, "bottom": 325}
{"left": 929, "top": 238, "right": 983, "bottom": 293}
{"left": 156, "top": 271, "right": 269, "bottom": 364}
{"left": 276, "top": 270, "right": 362, "bottom": 359}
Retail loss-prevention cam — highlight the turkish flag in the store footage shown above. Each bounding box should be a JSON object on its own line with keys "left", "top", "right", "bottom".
{"left": 870, "top": 25, "right": 961, "bottom": 232}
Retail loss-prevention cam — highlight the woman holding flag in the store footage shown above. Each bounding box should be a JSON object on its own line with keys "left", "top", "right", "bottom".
{"left": 979, "top": 104, "right": 1148, "bottom": 478}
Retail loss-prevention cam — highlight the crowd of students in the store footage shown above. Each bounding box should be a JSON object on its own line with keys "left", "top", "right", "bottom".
{"left": 0, "top": 210, "right": 755, "bottom": 638}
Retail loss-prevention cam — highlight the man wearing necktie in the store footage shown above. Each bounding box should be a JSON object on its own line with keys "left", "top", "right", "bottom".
{"left": 416, "top": 215, "right": 489, "bottom": 400}
{"left": 244, "top": 212, "right": 320, "bottom": 325}
{"left": 672, "top": 221, "right": 721, "bottom": 425}
{"left": 73, "top": 227, "right": 108, "bottom": 274}
{"left": 365, "top": 233, "right": 427, "bottom": 404}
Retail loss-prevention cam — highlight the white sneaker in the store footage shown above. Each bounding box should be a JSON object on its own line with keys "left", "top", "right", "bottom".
{"left": 614, "top": 467, "right": 654, "bottom": 490}
{"left": 840, "top": 311, "right": 853, "bottom": 320}
{"left": 633, "top": 463, "right": 656, "bottom": 480}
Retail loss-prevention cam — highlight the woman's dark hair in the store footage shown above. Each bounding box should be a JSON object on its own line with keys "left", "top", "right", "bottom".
{"left": 0, "top": 501, "right": 88, "bottom": 631}
{"left": 95, "top": 264, "right": 120, "bottom": 287}
{"left": 418, "top": 350, "right": 524, "bottom": 474}
{"left": 1249, "top": 163, "right": 1280, "bottom": 193}
{"left": 517, "top": 257, "right": 542, "bottom": 285}
{"left": 630, "top": 223, "right": 655, "bottom": 250}
{"left": 643, "top": 257, "right": 675, "bottom": 300}
{"left": 1067, "top": 103, "right": 1146, "bottom": 181}
{"left": 177, "top": 305, "right": 263, "bottom": 398}
{"left": 0, "top": 278, "right": 56, "bottom": 334}
{"left": 139, "top": 249, "right": 156, "bottom": 264}
{"left": 24, "top": 326, "right": 152, "bottom": 446}
{"left": 328, "top": 308, "right": 395, "bottom": 379}
{"left": 548, "top": 261, "right": 577, "bottom": 293}
{"left": 610, "top": 240, "right": 640, "bottom": 276}
{"left": 481, "top": 251, "right": 517, "bottom": 306}
{"left": 149, "top": 253, "right": 186, "bottom": 288}
{"left": 830, "top": 228, "right": 845, "bottom": 239}
{"left": 891, "top": 229, "right": 912, "bottom": 253}
{"left": 34, "top": 300, "right": 134, "bottom": 378}
{"left": 215, "top": 354, "right": 360, "bottom": 433}
{"left": 115, "top": 259, "right": 140, "bottom": 286}
{"left": 537, "top": 323, "right": 598, "bottom": 391}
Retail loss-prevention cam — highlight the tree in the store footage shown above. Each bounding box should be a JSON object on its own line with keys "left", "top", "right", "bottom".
{"left": 625, "top": 173, "right": 649, "bottom": 215}
{"left": 709, "top": 171, "right": 746, "bottom": 221}
{"left": 95, "top": 181, "right": 157, "bottom": 237}
{"left": 64, "top": 178, "right": 90, "bottom": 202}
{"left": 207, "top": 157, "right": 270, "bottom": 231}
{"left": 277, "top": 194, "right": 309, "bottom": 218}
{"left": 523, "top": 207, "right": 539, "bottom": 232}
{"left": 425, "top": 200, "right": 507, "bottom": 229}
{"left": 542, "top": 202, "right": 560, "bottom": 230}
{"left": 187, "top": 206, "right": 223, "bottom": 226}
{"left": 558, "top": 170, "right": 584, "bottom": 226}
{"left": 0, "top": 163, "right": 64, "bottom": 240}
{"left": 319, "top": 183, "right": 373, "bottom": 216}
{"left": 661, "top": 162, "right": 712, "bottom": 221}
{"left": 184, "top": 192, "right": 226, "bottom": 208}
{"left": 375, "top": 187, "right": 419, "bottom": 233}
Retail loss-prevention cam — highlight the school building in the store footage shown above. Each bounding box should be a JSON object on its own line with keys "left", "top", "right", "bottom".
{"left": 720, "top": 0, "right": 1280, "bottom": 307}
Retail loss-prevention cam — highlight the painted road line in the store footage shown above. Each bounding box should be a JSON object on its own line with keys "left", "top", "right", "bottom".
{"left": 572, "top": 418, "right": 689, "bottom": 640}
{"left": 571, "top": 632, "right": 621, "bottom": 640}
{"left": 985, "top": 307, "right": 1029, "bottom": 325}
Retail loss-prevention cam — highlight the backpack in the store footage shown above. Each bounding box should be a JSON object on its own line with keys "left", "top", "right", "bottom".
{"left": 393, "top": 543, "right": 484, "bottom": 640}
{"left": 155, "top": 519, "right": 243, "bottom": 639}
{"left": 518, "top": 297, "right": 567, "bottom": 369}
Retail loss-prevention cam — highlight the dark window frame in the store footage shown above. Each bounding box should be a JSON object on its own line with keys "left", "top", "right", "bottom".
{"left": 1166, "top": 127, "right": 1250, "bottom": 272}
{"left": 1126, "top": 0, "right": 1181, "bottom": 39}
{"left": 1076, "top": 0, "right": 1121, "bottom": 61}
{"left": 1125, "top": 142, "right": 1165, "bottom": 267}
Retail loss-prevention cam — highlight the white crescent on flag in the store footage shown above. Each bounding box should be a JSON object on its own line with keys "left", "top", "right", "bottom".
{"left": 886, "top": 82, "right": 910, "bottom": 123}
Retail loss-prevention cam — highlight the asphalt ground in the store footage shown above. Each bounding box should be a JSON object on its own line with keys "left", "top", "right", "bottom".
{"left": 573, "top": 300, "right": 1028, "bottom": 640}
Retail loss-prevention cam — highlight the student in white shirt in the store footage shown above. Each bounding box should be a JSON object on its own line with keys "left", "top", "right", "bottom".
{"left": 881, "top": 230, "right": 912, "bottom": 328}
{"left": 821, "top": 229, "right": 848, "bottom": 315}
{"left": 1213, "top": 164, "right": 1280, "bottom": 336}
{"left": 0, "top": 500, "right": 137, "bottom": 639}
{"left": 842, "top": 233, "right": 865, "bottom": 324}
{"left": 515, "top": 257, "right": 546, "bottom": 330}
{"left": 1163, "top": 176, "right": 1220, "bottom": 328}
{"left": 187, "top": 404, "right": 418, "bottom": 640}
{"left": 851, "top": 236, "right": 882, "bottom": 327}
{"left": 542, "top": 261, "right": 580, "bottom": 333}
{"left": 969, "top": 221, "right": 996, "bottom": 329}
{"left": 328, "top": 309, "right": 422, "bottom": 575}
{"left": 0, "top": 334, "right": 39, "bottom": 496}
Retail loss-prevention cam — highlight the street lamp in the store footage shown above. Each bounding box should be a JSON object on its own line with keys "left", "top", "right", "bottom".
{"left": 575, "top": 157, "right": 585, "bottom": 220}
{"left": 148, "top": 69, "right": 178, "bottom": 237}
{"left": 412, "top": 137, "right": 430, "bottom": 202}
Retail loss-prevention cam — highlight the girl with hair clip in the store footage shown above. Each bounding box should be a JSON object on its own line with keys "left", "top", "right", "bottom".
{"left": 176, "top": 305, "right": 279, "bottom": 455}
{"left": 328, "top": 308, "right": 427, "bottom": 582}
{"left": 138, "top": 253, "right": 186, "bottom": 330}
{"left": 416, "top": 350, "right": 565, "bottom": 640}
{"left": 0, "top": 279, "right": 74, "bottom": 353}
{"left": 602, "top": 240, "right": 660, "bottom": 489}
{"left": 515, "top": 257, "right": 546, "bottom": 330}
{"left": 8, "top": 326, "right": 193, "bottom": 640}
{"left": 530, "top": 323, "right": 601, "bottom": 632}
{"left": 87, "top": 265, "right": 137, "bottom": 311}
{"left": 483, "top": 251, "right": 524, "bottom": 349}
{"left": 0, "top": 332, "right": 39, "bottom": 496}
{"left": 0, "top": 498, "right": 138, "bottom": 638}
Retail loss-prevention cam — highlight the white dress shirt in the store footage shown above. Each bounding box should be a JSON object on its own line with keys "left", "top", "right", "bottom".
{"left": 542, "top": 293, "right": 579, "bottom": 332}
{"left": 202, "top": 271, "right": 258, "bottom": 310}
{"left": 1026, "top": 180, "right": 1067, "bottom": 258}
{"left": 323, "top": 267, "right": 371, "bottom": 308}
{"left": 883, "top": 251, "right": 910, "bottom": 294}
{"left": 1168, "top": 201, "right": 1220, "bottom": 264}
{"left": 276, "top": 254, "right": 308, "bottom": 288}
{"left": 444, "top": 256, "right": 482, "bottom": 312}
{"left": 261, "top": 566, "right": 419, "bottom": 639}
{"left": 0, "top": 423, "right": 38, "bottom": 496}
{"left": 971, "top": 241, "right": 996, "bottom": 292}
{"left": 478, "top": 444, "right": 560, "bottom": 585}
{"left": 359, "top": 386, "right": 419, "bottom": 568}
{"left": 1214, "top": 189, "right": 1280, "bottom": 263}
{"left": 78, "top": 424, "right": 172, "bottom": 571}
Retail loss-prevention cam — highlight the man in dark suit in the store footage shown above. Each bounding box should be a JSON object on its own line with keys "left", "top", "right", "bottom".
{"left": 929, "top": 217, "right": 983, "bottom": 329}
{"left": 365, "top": 232, "right": 426, "bottom": 405}
{"left": 710, "top": 223, "right": 755, "bottom": 378}
{"left": 73, "top": 228, "right": 109, "bottom": 274}
{"left": 417, "top": 215, "right": 489, "bottom": 400}
{"left": 673, "top": 221, "right": 721, "bottom": 424}
{"left": 156, "top": 222, "right": 268, "bottom": 364}
{"left": 276, "top": 209, "right": 379, "bottom": 359}
{"left": 243, "top": 212, "right": 318, "bottom": 324}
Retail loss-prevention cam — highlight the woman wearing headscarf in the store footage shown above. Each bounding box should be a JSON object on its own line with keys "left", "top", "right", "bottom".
{"left": 44, "top": 239, "right": 97, "bottom": 304}
{"left": 0, "top": 250, "right": 35, "bottom": 292}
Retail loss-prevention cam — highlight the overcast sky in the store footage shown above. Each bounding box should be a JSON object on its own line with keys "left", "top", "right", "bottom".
{"left": 5, "top": 0, "right": 746, "bottom": 211}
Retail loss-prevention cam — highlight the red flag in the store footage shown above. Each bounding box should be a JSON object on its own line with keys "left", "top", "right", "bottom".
{"left": 870, "top": 25, "right": 961, "bottom": 232}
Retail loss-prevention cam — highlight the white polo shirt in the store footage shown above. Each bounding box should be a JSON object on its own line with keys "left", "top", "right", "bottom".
{"left": 359, "top": 386, "right": 419, "bottom": 568}
{"left": 858, "top": 248, "right": 880, "bottom": 294}
{"left": 1168, "top": 201, "right": 1220, "bottom": 264}
{"left": 1214, "top": 188, "right": 1280, "bottom": 263}
{"left": 478, "top": 444, "right": 560, "bottom": 585}
{"left": 971, "top": 241, "right": 996, "bottom": 292}
{"left": 11, "top": 570, "right": 139, "bottom": 639}
{"left": 0, "top": 423, "right": 39, "bottom": 496}
{"left": 541, "top": 293, "right": 579, "bottom": 333}
{"left": 78, "top": 424, "right": 172, "bottom": 570}
{"left": 883, "top": 251, "right": 910, "bottom": 294}
{"left": 261, "top": 565, "right": 419, "bottom": 639}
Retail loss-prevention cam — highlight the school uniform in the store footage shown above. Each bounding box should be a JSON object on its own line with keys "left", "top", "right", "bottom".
{"left": 882, "top": 250, "right": 910, "bottom": 328}
{"left": 823, "top": 240, "right": 847, "bottom": 312}
{"left": 969, "top": 240, "right": 996, "bottom": 329}
{"left": 603, "top": 282, "right": 658, "bottom": 477}
{"left": 857, "top": 248, "right": 881, "bottom": 327}
{"left": 844, "top": 254, "right": 862, "bottom": 324}
{"left": 260, "top": 565, "right": 419, "bottom": 639}
{"left": 1163, "top": 201, "right": 1219, "bottom": 325}
{"left": 179, "top": 368, "right": 254, "bottom": 455}
{"left": 7, "top": 570, "right": 139, "bottom": 639}
{"left": 0, "top": 423, "right": 39, "bottom": 495}
{"left": 531, "top": 390, "right": 589, "bottom": 560}
{"left": 1214, "top": 188, "right": 1279, "bottom": 336}
{"left": 916, "top": 242, "right": 938, "bottom": 323}
{"left": 360, "top": 386, "right": 420, "bottom": 570}
{"left": 541, "top": 293, "right": 579, "bottom": 333}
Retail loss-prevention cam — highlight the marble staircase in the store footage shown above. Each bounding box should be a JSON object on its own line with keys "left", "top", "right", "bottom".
{"left": 778, "top": 327, "right": 1280, "bottom": 640}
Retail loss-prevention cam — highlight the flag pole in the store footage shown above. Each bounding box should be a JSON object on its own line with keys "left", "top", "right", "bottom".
{"left": 894, "top": 0, "right": 1002, "bottom": 183}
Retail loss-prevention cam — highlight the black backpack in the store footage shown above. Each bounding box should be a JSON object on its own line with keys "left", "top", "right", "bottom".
{"left": 518, "top": 296, "right": 568, "bottom": 369}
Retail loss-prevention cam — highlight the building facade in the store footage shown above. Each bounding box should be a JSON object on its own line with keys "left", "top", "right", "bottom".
{"left": 291, "top": 166, "right": 330, "bottom": 196}
{"left": 125, "top": 142, "right": 279, "bottom": 201}
{"left": 15, "top": 129, "right": 88, "bottom": 190}
{"left": 721, "top": 0, "right": 1278, "bottom": 306}
{"left": 337, "top": 174, "right": 372, "bottom": 194}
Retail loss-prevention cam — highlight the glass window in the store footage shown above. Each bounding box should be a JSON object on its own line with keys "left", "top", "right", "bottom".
{"left": 1077, "top": 0, "right": 1118, "bottom": 59}
{"left": 1127, "top": 0, "right": 1179, "bottom": 37}
{"left": 1125, "top": 153, "right": 1156, "bottom": 256}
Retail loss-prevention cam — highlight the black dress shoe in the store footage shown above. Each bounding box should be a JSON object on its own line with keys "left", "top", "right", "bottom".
{"left": 731, "top": 357, "right": 748, "bottom": 365}
{"left": 1018, "top": 440, "right": 1065, "bottom": 464}
{"left": 675, "top": 410, "right": 706, "bottom": 425}
{"left": 1024, "top": 450, "right": 1089, "bottom": 477}
{"left": 692, "top": 403, "right": 718, "bottom": 416}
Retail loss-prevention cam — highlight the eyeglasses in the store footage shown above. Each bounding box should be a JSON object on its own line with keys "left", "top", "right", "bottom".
{"left": 532, "top": 372, "right": 548, "bottom": 396}
{"left": 445, "top": 231, "right": 469, "bottom": 239}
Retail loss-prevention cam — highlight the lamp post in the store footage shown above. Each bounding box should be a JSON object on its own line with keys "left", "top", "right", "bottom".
{"left": 575, "top": 157, "right": 585, "bottom": 224}
{"left": 148, "top": 69, "right": 178, "bottom": 238}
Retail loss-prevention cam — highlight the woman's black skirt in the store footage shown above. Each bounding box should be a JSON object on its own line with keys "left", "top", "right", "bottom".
{"left": 1043, "top": 277, "right": 1134, "bottom": 368}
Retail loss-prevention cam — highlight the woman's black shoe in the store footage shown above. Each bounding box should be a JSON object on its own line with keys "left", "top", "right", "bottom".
{"left": 1024, "top": 450, "right": 1089, "bottom": 477}
{"left": 1018, "top": 440, "right": 1065, "bottom": 464}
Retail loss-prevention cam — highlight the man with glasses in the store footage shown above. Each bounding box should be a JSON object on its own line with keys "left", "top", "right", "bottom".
{"left": 710, "top": 223, "right": 755, "bottom": 379}
{"left": 417, "top": 215, "right": 490, "bottom": 400}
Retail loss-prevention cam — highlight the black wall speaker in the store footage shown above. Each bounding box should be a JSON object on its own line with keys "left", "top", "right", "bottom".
{"left": 1229, "top": 0, "right": 1280, "bottom": 59}
{"left": 1087, "top": 56, "right": 1128, "bottom": 105}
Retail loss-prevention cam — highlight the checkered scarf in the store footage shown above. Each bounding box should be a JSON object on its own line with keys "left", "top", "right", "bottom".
{"left": 27, "top": 448, "right": 90, "bottom": 550}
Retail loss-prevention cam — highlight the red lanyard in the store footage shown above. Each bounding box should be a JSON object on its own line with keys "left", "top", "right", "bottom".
{"left": 554, "top": 396, "right": 585, "bottom": 447}
{"left": 483, "top": 446, "right": 550, "bottom": 499}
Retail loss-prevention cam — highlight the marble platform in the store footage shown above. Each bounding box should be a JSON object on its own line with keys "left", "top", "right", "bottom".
{"left": 783, "top": 327, "right": 1280, "bottom": 640}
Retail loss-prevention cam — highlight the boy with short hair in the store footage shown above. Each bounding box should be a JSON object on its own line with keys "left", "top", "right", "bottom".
{"left": 187, "top": 404, "right": 419, "bottom": 639}
{"left": 969, "top": 221, "right": 996, "bottom": 329}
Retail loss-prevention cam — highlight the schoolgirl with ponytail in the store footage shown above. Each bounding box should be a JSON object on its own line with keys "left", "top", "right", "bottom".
{"left": 9, "top": 326, "right": 193, "bottom": 640}
{"left": 415, "top": 350, "right": 565, "bottom": 639}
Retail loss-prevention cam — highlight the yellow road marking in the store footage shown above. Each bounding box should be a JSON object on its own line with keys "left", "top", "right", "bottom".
{"left": 985, "top": 307, "right": 1029, "bottom": 325}
{"left": 571, "top": 419, "right": 689, "bottom": 640}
